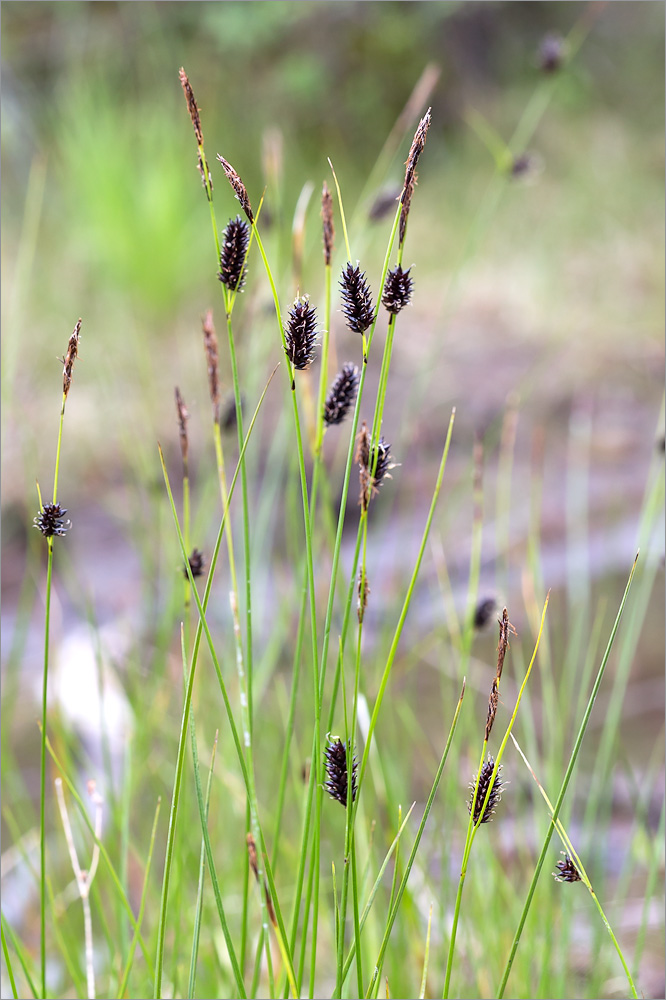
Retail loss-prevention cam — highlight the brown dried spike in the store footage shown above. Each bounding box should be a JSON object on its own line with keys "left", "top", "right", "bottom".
{"left": 174, "top": 386, "right": 189, "bottom": 466}
{"left": 404, "top": 107, "right": 432, "bottom": 186}
{"left": 355, "top": 422, "right": 371, "bottom": 511}
{"left": 216, "top": 155, "right": 254, "bottom": 224}
{"left": 246, "top": 832, "right": 259, "bottom": 882}
{"left": 322, "top": 182, "right": 334, "bottom": 266}
{"left": 484, "top": 608, "right": 516, "bottom": 741}
{"left": 62, "top": 318, "right": 82, "bottom": 398}
{"left": 357, "top": 569, "right": 370, "bottom": 623}
{"left": 202, "top": 309, "right": 221, "bottom": 423}
{"left": 179, "top": 68, "right": 204, "bottom": 147}
{"left": 496, "top": 607, "right": 516, "bottom": 684}
{"left": 399, "top": 174, "right": 414, "bottom": 248}
{"left": 485, "top": 678, "right": 500, "bottom": 742}
{"left": 399, "top": 107, "right": 431, "bottom": 246}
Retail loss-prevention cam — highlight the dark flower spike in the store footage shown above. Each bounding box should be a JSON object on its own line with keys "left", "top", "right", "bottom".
{"left": 382, "top": 265, "right": 414, "bottom": 315}
{"left": 218, "top": 215, "right": 250, "bottom": 292}
{"left": 185, "top": 548, "right": 205, "bottom": 579}
{"left": 323, "top": 363, "right": 359, "bottom": 426}
{"left": 553, "top": 853, "right": 582, "bottom": 883}
{"left": 324, "top": 736, "right": 357, "bottom": 807}
{"left": 216, "top": 155, "right": 254, "bottom": 224}
{"left": 469, "top": 755, "right": 504, "bottom": 824}
{"left": 340, "top": 262, "right": 374, "bottom": 336}
{"left": 474, "top": 596, "right": 498, "bottom": 630}
{"left": 34, "top": 502, "right": 71, "bottom": 539}
{"left": 284, "top": 296, "right": 318, "bottom": 381}
{"left": 321, "top": 182, "right": 334, "bottom": 266}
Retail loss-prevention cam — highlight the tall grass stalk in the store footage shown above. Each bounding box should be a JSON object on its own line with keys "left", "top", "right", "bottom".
{"left": 35, "top": 318, "right": 81, "bottom": 999}
{"left": 444, "top": 595, "right": 549, "bottom": 999}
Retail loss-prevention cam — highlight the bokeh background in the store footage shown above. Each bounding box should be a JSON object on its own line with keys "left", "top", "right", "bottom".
{"left": 1, "top": 2, "right": 664, "bottom": 997}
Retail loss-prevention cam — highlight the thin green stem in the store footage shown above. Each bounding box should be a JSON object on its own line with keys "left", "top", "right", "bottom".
{"left": 497, "top": 553, "right": 639, "bottom": 998}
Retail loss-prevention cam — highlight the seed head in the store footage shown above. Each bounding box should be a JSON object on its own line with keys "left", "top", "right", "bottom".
{"left": 61, "top": 319, "right": 82, "bottom": 399}
{"left": 339, "top": 263, "right": 374, "bottom": 336}
{"left": 218, "top": 216, "right": 250, "bottom": 292}
{"left": 324, "top": 737, "right": 357, "bottom": 807}
{"left": 323, "top": 363, "right": 359, "bottom": 427}
{"left": 185, "top": 548, "right": 205, "bottom": 579}
{"left": 321, "top": 182, "right": 334, "bottom": 266}
{"left": 382, "top": 265, "right": 414, "bottom": 315}
{"left": 285, "top": 296, "right": 318, "bottom": 375}
{"left": 34, "top": 502, "right": 71, "bottom": 539}
{"left": 216, "top": 155, "right": 254, "bottom": 224}
{"left": 553, "top": 853, "right": 582, "bottom": 883}
{"left": 469, "top": 756, "right": 504, "bottom": 825}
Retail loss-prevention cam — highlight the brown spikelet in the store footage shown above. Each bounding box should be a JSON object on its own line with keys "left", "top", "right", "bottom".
{"left": 399, "top": 177, "right": 413, "bottom": 248}
{"left": 61, "top": 318, "right": 82, "bottom": 399}
{"left": 202, "top": 309, "right": 220, "bottom": 423}
{"left": 216, "top": 155, "right": 254, "bottom": 224}
{"left": 246, "top": 832, "right": 259, "bottom": 881}
{"left": 246, "top": 832, "right": 277, "bottom": 927}
{"left": 355, "top": 422, "right": 372, "bottom": 511}
{"left": 484, "top": 608, "right": 516, "bottom": 741}
{"left": 399, "top": 107, "right": 431, "bottom": 246}
{"left": 175, "top": 386, "right": 189, "bottom": 467}
{"left": 179, "top": 68, "right": 203, "bottom": 146}
{"left": 404, "top": 107, "right": 431, "bottom": 187}
{"left": 357, "top": 569, "right": 370, "bottom": 623}
{"left": 322, "top": 182, "right": 334, "bottom": 266}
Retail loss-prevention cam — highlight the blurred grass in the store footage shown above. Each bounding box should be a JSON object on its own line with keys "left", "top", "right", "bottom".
{"left": 1, "top": 3, "right": 664, "bottom": 999}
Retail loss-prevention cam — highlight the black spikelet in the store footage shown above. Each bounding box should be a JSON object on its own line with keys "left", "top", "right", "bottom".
{"left": 324, "top": 737, "right": 357, "bottom": 807}
{"left": 34, "top": 503, "right": 71, "bottom": 538}
{"left": 381, "top": 265, "right": 414, "bottom": 315}
{"left": 185, "top": 548, "right": 205, "bottom": 579}
{"left": 369, "top": 437, "right": 392, "bottom": 486}
{"left": 323, "top": 363, "right": 359, "bottom": 426}
{"left": 469, "top": 756, "right": 504, "bottom": 824}
{"left": 552, "top": 853, "right": 582, "bottom": 883}
{"left": 285, "top": 296, "right": 318, "bottom": 373}
{"left": 218, "top": 216, "right": 249, "bottom": 291}
{"left": 340, "top": 263, "right": 374, "bottom": 335}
